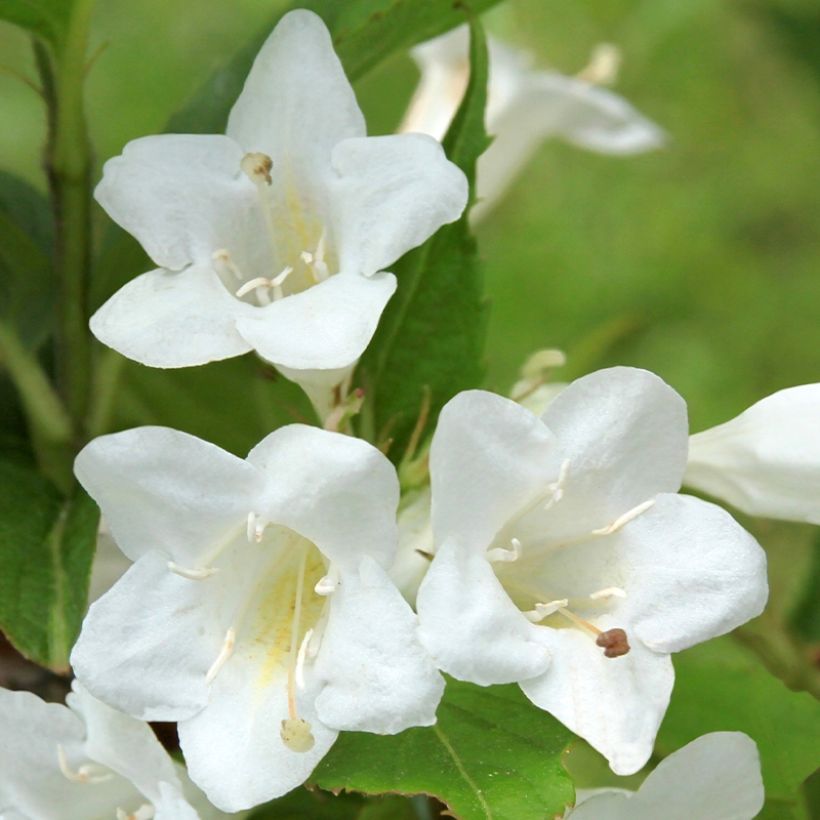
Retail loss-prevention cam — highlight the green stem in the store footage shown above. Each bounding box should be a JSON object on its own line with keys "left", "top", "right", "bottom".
{"left": 87, "top": 348, "right": 125, "bottom": 437}
{"left": 38, "top": 0, "right": 97, "bottom": 439}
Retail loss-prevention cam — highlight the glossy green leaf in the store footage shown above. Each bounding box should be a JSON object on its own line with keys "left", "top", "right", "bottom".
{"left": 0, "top": 460, "right": 99, "bottom": 670}
{"left": 0, "top": 172, "right": 54, "bottom": 348}
{"left": 168, "top": 0, "right": 504, "bottom": 134}
{"left": 357, "top": 16, "right": 489, "bottom": 457}
{"left": 659, "top": 637, "right": 820, "bottom": 811}
{"left": 247, "top": 789, "right": 416, "bottom": 820}
{"left": 312, "top": 678, "right": 575, "bottom": 820}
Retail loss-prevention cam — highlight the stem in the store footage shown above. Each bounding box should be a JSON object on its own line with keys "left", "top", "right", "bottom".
{"left": 87, "top": 348, "right": 125, "bottom": 436}
{"left": 38, "top": 0, "right": 97, "bottom": 439}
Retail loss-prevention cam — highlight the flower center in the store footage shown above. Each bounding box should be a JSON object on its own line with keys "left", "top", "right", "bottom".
{"left": 211, "top": 152, "right": 336, "bottom": 307}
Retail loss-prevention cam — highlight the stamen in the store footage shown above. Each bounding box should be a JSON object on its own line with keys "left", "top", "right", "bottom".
{"left": 270, "top": 265, "right": 293, "bottom": 300}
{"left": 235, "top": 276, "right": 272, "bottom": 299}
{"left": 294, "top": 627, "right": 313, "bottom": 690}
{"left": 524, "top": 599, "right": 569, "bottom": 623}
{"left": 247, "top": 512, "right": 266, "bottom": 543}
{"left": 281, "top": 545, "right": 315, "bottom": 753}
{"left": 576, "top": 43, "right": 621, "bottom": 85}
{"left": 57, "top": 745, "right": 113, "bottom": 784}
{"left": 212, "top": 248, "right": 243, "bottom": 280}
{"left": 596, "top": 628, "right": 631, "bottom": 658}
{"left": 205, "top": 627, "right": 236, "bottom": 684}
{"left": 589, "top": 586, "right": 627, "bottom": 601}
{"left": 167, "top": 561, "right": 218, "bottom": 581}
{"left": 487, "top": 537, "right": 522, "bottom": 563}
{"left": 117, "top": 806, "right": 156, "bottom": 820}
{"left": 240, "top": 152, "right": 273, "bottom": 185}
{"left": 544, "top": 459, "right": 571, "bottom": 509}
{"left": 314, "top": 575, "right": 337, "bottom": 596}
{"left": 591, "top": 498, "right": 655, "bottom": 536}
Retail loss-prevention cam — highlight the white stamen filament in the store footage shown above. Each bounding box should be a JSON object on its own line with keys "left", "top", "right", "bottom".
{"left": 524, "top": 598, "right": 569, "bottom": 623}
{"left": 167, "top": 561, "right": 218, "bottom": 581}
{"left": 205, "top": 627, "right": 236, "bottom": 685}
{"left": 212, "top": 248, "right": 243, "bottom": 280}
{"left": 281, "top": 544, "right": 316, "bottom": 753}
{"left": 57, "top": 745, "right": 113, "bottom": 785}
{"left": 544, "top": 459, "right": 571, "bottom": 509}
{"left": 487, "top": 536, "right": 522, "bottom": 563}
{"left": 592, "top": 498, "right": 656, "bottom": 536}
{"left": 295, "top": 627, "right": 313, "bottom": 690}
{"left": 589, "top": 586, "right": 627, "bottom": 600}
{"left": 235, "top": 276, "right": 274, "bottom": 299}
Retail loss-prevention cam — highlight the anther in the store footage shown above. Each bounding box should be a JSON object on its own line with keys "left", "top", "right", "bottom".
{"left": 280, "top": 717, "right": 315, "bottom": 753}
{"left": 544, "top": 459, "right": 570, "bottom": 509}
{"left": 487, "top": 537, "right": 522, "bottom": 563}
{"left": 589, "top": 586, "right": 626, "bottom": 601}
{"left": 314, "top": 576, "right": 336, "bottom": 596}
{"left": 576, "top": 43, "right": 621, "bottom": 85}
{"left": 117, "top": 806, "right": 156, "bottom": 820}
{"left": 592, "top": 498, "right": 655, "bottom": 536}
{"left": 205, "top": 627, "right": 236, "bottom": 684}
{"left": 240, "top": 152, "right": 273, "bottom": 185}
{"left": 167, "top": 561, "right": 218, "bottom": 581}
{"left": 524, "top": 599, "right": 569, "bottom": 623}
{"left": 596, "top": 628, "right": 631, "bottom": 658}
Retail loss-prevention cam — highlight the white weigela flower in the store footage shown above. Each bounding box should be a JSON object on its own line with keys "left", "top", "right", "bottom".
{"left": 685, "top": 384, "right": 820, "bottom": 525}
{"left": 70, "top": 425, "right": 443, "bottom": 811}
{"left": 400, "top": 26, "right": 664, "bottom": 220}
{"left": 91, "top": 10, "right": 468, "bottom": 411}
{"left": 416, "top": 368, "right": 768, "bottom": 774}
{"left": 0, "top": 681, "right": 220, "bottom": 820}
{"left": 568, "top": 732, "right": 765, "bottom": 819}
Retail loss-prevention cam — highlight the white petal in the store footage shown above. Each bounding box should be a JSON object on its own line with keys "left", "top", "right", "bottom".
{"left": 430, "top": 390, "right": 563, "bottom": 550}
{"left": 619, "top": 494, "right": 768, "bottom": 654}
{"left": 235, "top": 271, "right": 396, "bottom": 372}
{"left": 67, "top": 682, "right": 186, "bottom": 808}
{"left": 179, "top": 653, "right": 337, "bottom": 812}
{"left": 247, "top": 424, "right": 399, "bottom": 571}
{"left": 416, "top": 538, "right": 551, "bottom": 686}
{"left": 227, "top": 10, "right": 365, "bottom": 176}
{"left": 540, "top": 367, "right": 688, "bottom": 542}
{"left": 154, "top": 781, "right": 202, "bottom": 820}
{"left": 389, "top": 485, "right": 434, "bottom": 605}
{"left": 313, "top": 556, "right": 444, "bottom": 733}
{"left": 95, "top": 134, "right": 253, "bottom": 270}
{"left": 74, "top": 426, "right": 262, "bottom": 565}
{"left": 0, "top": 688, "right": 140, "bottom": 819}
{"left": 569, "top": 732, "right": 764, "bottom": 820}
{"left": 328, "top": 134, "right": 468, "bottom": 275}
{"left": 90, "top": 265, "right": 254, "bottom": 368}
{"left": 71, "top": 552, "right": 223, "bottom": 721}
{"left": 685, "top": 384, "right": 820, "bottom": 524}
{"left": 520, "top": 630, "right": 674, "bottom": 776}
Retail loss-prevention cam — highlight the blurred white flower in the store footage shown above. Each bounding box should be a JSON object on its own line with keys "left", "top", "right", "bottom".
{"left": 568, "top": 732, "right": 765, "bottom": 820}
{"left": 71, "top": 425, "right": 443, "bottom": 811}
{"left": 685, "top": 384, "right": 820, "bottom": 525}
{"left": 91, "top": 10, "right": 467, "bottom": 414}
{"left": 0, "top": 681, "right": 221, "bottom": 820}
{"left": 400, "top": 26, "right": 664, "bottom": 220}
{"left": 416, "top": 368, "right": 767, "bottom": 775}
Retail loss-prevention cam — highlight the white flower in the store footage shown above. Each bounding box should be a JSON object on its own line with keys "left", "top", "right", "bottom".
{"left": 0, "top": 681, "right": 221, "bottom": 820}
{"left": 568, "top": 732, "right": 765, "bottom": 819}
{"left": 388, "top": 486, "right": 434, "bottom": 606}
{"left": 70, "top": 424, "right": 444, "bottom": 811}
{"left": 400, "top": 26, "right": 664, "bottom": 220}
{"left": 685, "top": 384, "right": 820, "bottom": 525}
{"left": 91, "top": 10, "right": 468, "bottom": 410}
{"left": 416, "top": 368, "right": 768, "bottom": 774}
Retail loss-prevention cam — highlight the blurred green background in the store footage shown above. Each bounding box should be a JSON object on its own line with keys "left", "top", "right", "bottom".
{"left": 1, "top": 0, "right": 818, "bottom": 812}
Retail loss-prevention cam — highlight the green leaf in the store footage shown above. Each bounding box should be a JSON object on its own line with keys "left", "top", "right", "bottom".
{"left": 168, "top": 0, "right": 505, "bottom": 134}
{"left": 658, "top": 637, "right": 820, "bottom": 811}
{"left": 0, "top": 0, "right": 71, "bottom": 45}
{"left": 357, "top": 16, "right": 490, "bottom": 456}
{"left": 312, "top": 678, "right": 575, "bottom": 820}
{"left": 0, "top": 460, "right": 99, "bottom": 670}
{"left": 0, "top": 172, "right": 54, "bottom": 348}
{"left": 247, "top": 789, "right": 416, "bottom": 820}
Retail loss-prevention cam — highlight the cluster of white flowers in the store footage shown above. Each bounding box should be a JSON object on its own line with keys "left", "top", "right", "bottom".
{"left": 4, "top": 8, "right": 818, "bottom": 820}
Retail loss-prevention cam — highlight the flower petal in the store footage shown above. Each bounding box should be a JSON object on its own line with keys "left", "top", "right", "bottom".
{"left": 71, "top": 552, "right": 224, "bottom": 721}
{"left": 226, "top": 10, "right": 365, "bottom": 176}
{"left": 430, "top": 390, "right": 563, "bottom": 550}
{"left": 619, "top": 493, "right": 768, "bottom": 654}
{"left": 179, "top": 654, "right": 337, "bottom": 812}
{"left": 74, "top": 426, "right": 262, "bottom": 565}
{"left": 90, "top": 265, "right": 254, "bottom": 368}
{"left": 416, "top": 538, "right": 551, "bottom": 686}
{"left": 685, "top": 384, "right": 820, "bottom": 524}
{"left": 520, "top": 630, "right": 674, "bottom": 776}
{"left": 67, "top": 682, "right": 199, "bottom": 816}
{"left": 0, "top": 688, "right": 139, "bottom": 819}
{"left": 235, "top": 271, "right": 396, "bottom": 371}
{"left": 570, "top": 732, "right": 764, "bottom": 820}
{"left": 540, "top": 367, "right": 688, "bottom": 541}
{"left": 95, "top": 134, "right": 254, "bottom": 270}
{"left": 328, "top": 134, "right": 468, "bottom": 275}
{"left": 247, "top": 425, "right": 400, "bottom": 571}
{"left": 313, "top": 556, "right": 444, "bottom": 733}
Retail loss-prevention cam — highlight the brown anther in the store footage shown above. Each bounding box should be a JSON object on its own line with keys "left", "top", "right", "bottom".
{"left": 596, "top": 628, "right": 630, "bottom": 658}
{"left": 241, "top": 152, "right": 273, "bottom": 185}
{"left": 415, "top": 549, "right": 434, "bottom": 561}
